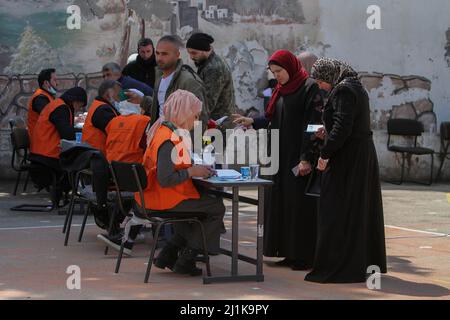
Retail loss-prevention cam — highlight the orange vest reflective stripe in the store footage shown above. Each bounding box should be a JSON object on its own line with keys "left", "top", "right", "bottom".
{"left": 30, "top": 98, "right": 72, "bottom": 159}
{"left": 27, "top": 89, "right": 55, "bottom": 138}
{"left": 136, "top": 124, "right": 200, "bottom": 211}
{"left": 105, "top": 114, "right": 151, "bottom": 163}
{"left": 82, "top": 99, "right": 118, "bottom": 154}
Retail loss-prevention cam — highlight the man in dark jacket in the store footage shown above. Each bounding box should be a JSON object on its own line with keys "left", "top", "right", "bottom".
{"left": 149, "top": 35, "right": 209, "bottom": 127}
{"left": 122, "top": 38, "right": 157, "bottom": 89}
{"left": 186, "top": 33, "right": 236, "bottom": 122}
{"left": 102, "top": 62, "right": 153, "bottom": 97}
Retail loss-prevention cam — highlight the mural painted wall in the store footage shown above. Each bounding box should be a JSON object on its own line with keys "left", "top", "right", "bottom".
{"left": 0, "top": 0, "right": 321, "bottom": 111}
{"left": 1, "top": 0, "right": 450, "bottom": 180}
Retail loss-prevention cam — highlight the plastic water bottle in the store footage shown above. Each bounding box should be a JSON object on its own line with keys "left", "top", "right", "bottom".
{"left": 203, "top": 144, "right": 216, "bottom": 169}
{"left": 203, "top": 136, "right": 216, "bottom": 169}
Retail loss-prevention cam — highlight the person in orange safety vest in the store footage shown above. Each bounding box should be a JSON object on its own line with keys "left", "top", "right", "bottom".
{"left": 27, "top": 68, "right": 58, "bottom": 140}
{"left": 98, "top": 90, "right": 225, "bottom": 277}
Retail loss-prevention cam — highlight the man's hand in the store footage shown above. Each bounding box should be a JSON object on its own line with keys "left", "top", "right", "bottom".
{"left": 298, "top": 161, "right": 312, "bottom": 176}
{"left": 317, "top": 157, "right": 329, "bottom": 171}
{"left": 125, "top": 91, "right": 144, "bottom": 104}
{"left": 315, "top": 127, "right": 326, "bottom": 140}
{"left": 188, "top": 165, "right": 216, "bottom": 178}
{"left": 232, "top": 114, "right": 254, "bottom": 128}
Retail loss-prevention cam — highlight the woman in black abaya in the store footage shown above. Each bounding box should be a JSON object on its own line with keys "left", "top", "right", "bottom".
{"left": 233, "top": 50, "right": 323, "bottom": 270}
{"left": 305, "top": 58, "right": 387, "bottom": 283}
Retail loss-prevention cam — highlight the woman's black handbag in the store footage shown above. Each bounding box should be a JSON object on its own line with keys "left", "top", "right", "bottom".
{"left": 305, "top": 169, "right": 321, "bottom": 197}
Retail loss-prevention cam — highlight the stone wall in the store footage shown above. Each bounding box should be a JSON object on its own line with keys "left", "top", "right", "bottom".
{"left": 359, "top": 73, "right": 436, "bottom": 132}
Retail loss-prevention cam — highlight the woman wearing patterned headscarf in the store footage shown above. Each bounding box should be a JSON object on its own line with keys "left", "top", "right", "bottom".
{"left": 305, "top": 58, "right": 387, "bottom": 283}
{"left": 233, "top": 50, "right": 324, "bottom": 270}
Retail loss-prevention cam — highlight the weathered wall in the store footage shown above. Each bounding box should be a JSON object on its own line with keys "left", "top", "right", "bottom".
{"left": 315, "top": 0, "right": 450, "bottom": 180}
{"left": 1, "top": 0, "right": 450, "bottom": 180}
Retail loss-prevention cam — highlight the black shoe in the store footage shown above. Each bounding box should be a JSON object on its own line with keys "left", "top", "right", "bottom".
{"left": 91, "top": 204, "right": 109, "bottom": 230}
{"left": 173, "top": 248, "right": 203, "bottom": 276}
{"left": 97, "top": 234, "right": 133, "bottom": 256}
{"left": 153, "top": 243, "right": 180, "bottom": 270}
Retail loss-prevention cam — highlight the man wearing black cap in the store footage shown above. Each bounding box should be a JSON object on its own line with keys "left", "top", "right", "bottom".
{"left": 186, "top": 33, "right": 236, "bottom": 123}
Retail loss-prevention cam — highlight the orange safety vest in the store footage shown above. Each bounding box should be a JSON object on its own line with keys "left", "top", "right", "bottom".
{"left": 105, "top": 114, "right": 151, "bottom": 163}
{"left": 30, "top": 98, "right": 72, "bottom": 159}
{"left": 82, "top": 99, "right": 119, "bottom": 154}
{"left": 27, "top": 88, "right": 55, "bottom": 138}
{"left": 136, "top": 123, "right": 200, "bottom": 211}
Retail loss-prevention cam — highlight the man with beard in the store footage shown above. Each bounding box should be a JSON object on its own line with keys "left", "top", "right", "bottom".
{"left": 123, "top": 38, "right": 157, "bottom": 89}
{"left": 186, "top": 33, "right": 236, "bottom": 123}
{"left": 145, "top": 35, "right": 208, "bottom": 127}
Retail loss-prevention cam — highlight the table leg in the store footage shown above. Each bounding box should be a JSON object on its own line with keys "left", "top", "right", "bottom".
{"left": 231, "top": 186, "right": 239, "bottom": 276}
{"left": 256, "top": 186, "right": 265, "bottom": 280}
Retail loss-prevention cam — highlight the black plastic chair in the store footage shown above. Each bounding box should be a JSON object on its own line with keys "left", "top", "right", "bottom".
{"left": 387, "top": 119, "right": 434, "bottom": 185}
{"left": 62, "top": 169, "right": 127, "bottom": 250}
{"left": 9, "top": 126, "right": 57, "bottom": 212}
{"left": 63, "top": 169, "right": 94, "bottom": 246}
{"left": 10, "top": 125, "right": 31, "bottom": 196}
{"left": 110, "top": 161, "right": 211, "bottom": 283}
{"left": 435, "top": 122, "right": 450, "bottom": 181}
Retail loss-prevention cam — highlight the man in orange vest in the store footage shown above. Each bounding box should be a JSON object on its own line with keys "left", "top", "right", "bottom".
{"left": 29, "top": 87, "right": 87, "bottom": 203}
{"left": 95, "top": 98, "right": 151, "bottom": 235}
{"left": 27, "top": 68, "right": 58, "bottom": 139}
{"left": 82, "top": 80, "right": 121, "bottom": 154}
{"left": 105, "top": 102, "right": 151, "bottom": 164}
{"left": 80, "top": 80, "right": 122, "bottom": 230}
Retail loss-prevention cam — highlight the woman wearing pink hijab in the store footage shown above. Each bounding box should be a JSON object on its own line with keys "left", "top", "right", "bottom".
{"left": 145, "top": 90, "right": 226, "bottom": 276}
{"left": 102, "top": 90, "right": 225, "bottom": 276}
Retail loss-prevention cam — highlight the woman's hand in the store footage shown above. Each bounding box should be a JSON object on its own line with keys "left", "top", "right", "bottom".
{"left": 298, "top": 161, "right": 312, "bottom": 176}
{"left": 232, "top": 114, "right": 254, "bottom": 128}
{"left": 188, "top": 165, "right": 216, "bottom": 178}
{"left": 317, "top": 157, "right": 329, "bottom": 171}
{"left": 315, "top": 127, "right": 326, "bottom": 140}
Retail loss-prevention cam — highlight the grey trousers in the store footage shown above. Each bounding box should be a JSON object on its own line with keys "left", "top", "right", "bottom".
{"left": 169, "top": 193, "right": 225, "bottom": 254}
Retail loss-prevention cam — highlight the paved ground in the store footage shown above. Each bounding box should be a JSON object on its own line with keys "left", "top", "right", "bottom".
{"left": 0, "top": 181, "right": 449, "bottom": 300}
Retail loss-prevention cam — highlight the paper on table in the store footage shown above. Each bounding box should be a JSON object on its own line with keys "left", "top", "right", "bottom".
{"left": 306, "top": 124, "right": 324, "bottom": 133}
{"left": 215, "top": 169, "right": 242, "bottom": 180}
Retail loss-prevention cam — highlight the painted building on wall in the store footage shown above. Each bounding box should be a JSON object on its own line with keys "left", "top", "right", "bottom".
{"left": 1, "top": 0, "right": 450, "bottom": 180}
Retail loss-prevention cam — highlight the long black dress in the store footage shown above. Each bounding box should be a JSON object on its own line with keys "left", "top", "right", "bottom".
{"left": 305, "top": 78, "right": 387, "bottom": 283}
{"left": 254, "top": 78, "right": 323, "bottom": 266}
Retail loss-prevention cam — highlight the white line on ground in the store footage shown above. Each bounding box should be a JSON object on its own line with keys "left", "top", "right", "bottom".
{"left": 0, "top": 223, "right": 448, "bottom": 238}
{"left": 385, "top": 225, "right": 449, "bottom": 237}
{"left": 0, "top": 224, "right": 96, "bottom": 231}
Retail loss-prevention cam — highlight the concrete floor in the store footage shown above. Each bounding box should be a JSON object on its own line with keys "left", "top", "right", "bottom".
{"left": 0, "top": 181, "right": 449, "bottom": 300}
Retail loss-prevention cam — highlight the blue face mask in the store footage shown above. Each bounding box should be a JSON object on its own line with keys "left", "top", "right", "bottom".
{"left": 109, "top": 98, "right": 120, "bottom": 109}
{"left": 48, "top": 86, "right": 57, "bottom": 95}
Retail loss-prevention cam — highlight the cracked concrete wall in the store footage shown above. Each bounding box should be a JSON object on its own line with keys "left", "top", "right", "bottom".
{"left": 317, "top": 0, "right": 450, "bottom": 181}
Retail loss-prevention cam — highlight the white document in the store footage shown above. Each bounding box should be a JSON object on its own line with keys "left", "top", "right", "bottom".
{"left": 215, "top": 169, "right": 242, "bottom": 180}
{"left": 306, "top": 124, "right": 324, "bottom": 133}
